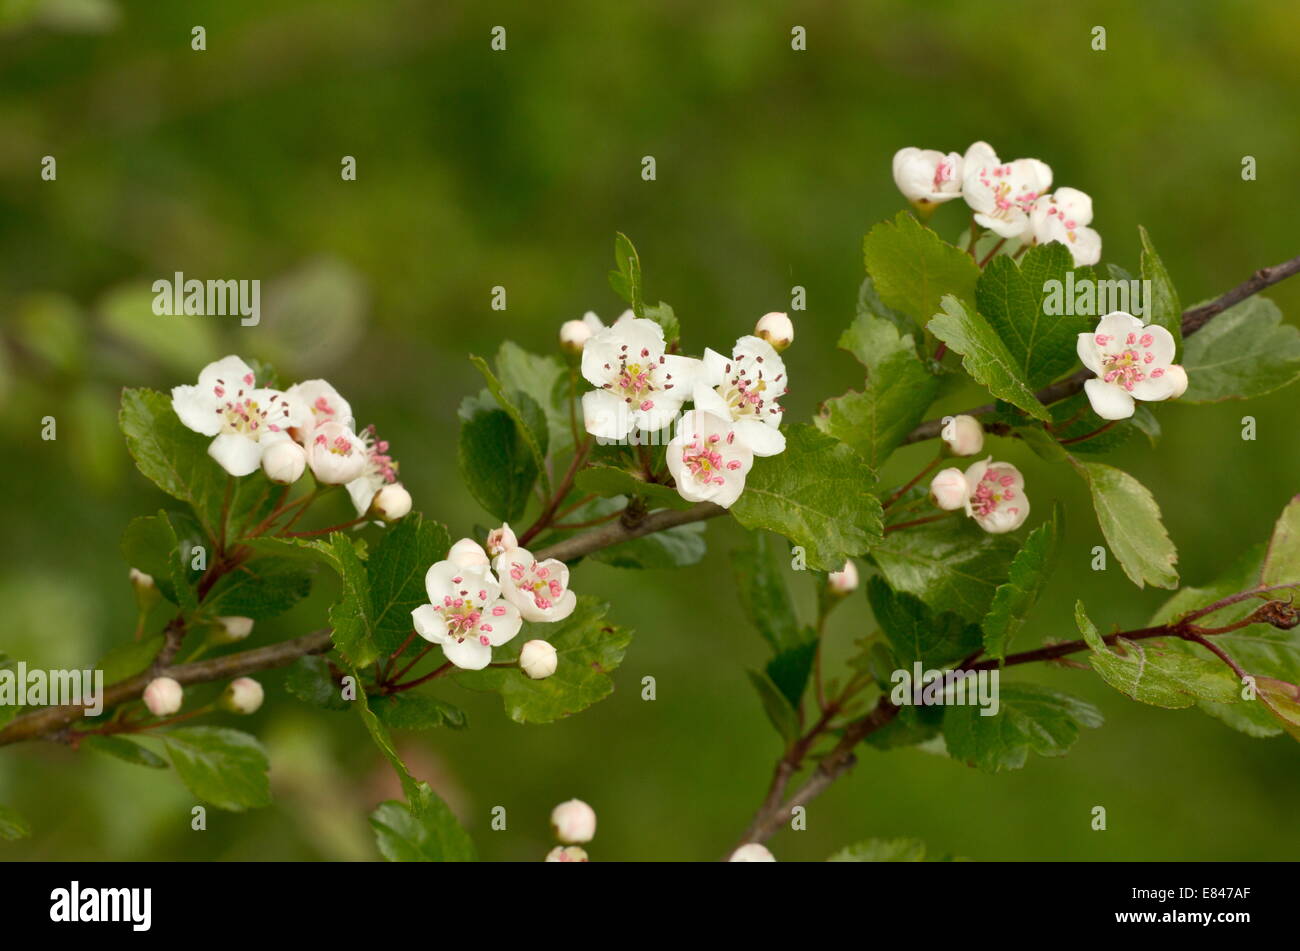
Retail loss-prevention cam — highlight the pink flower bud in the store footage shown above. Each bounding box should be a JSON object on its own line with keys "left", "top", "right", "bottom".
{"left": 213, "top": 615, "right": 254, "bottom": 644}
{"left": 373, "top": 483, "right": 412, "bottom": 521}
{"left": 930, "top": 468, "right": 969, "bottom": 511}
{"left": 143, "top": 677, "right": 183, "bottom": 717}
{"left": 560, "top": 319, "right": 594, "bottom": 354}
{"left": 551, "top": 798, "right": 596, "bottom": 844}
{"left": 940, "top": 414, "right": 984, "bottom": 456}
{"left": 754, "top": 312, "right": 793, "bottom": 351}
{"left": 828, "top": 560, "right": 859, "bottom": 595}
{"left": 220, "top": 677, "right": 264, "bottom": 715}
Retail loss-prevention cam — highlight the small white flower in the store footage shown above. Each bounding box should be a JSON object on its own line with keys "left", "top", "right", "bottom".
{"left": 171, "top": 355, "right": 306, "bottom": 477}
{"left": 520, "top": 639, "right": 558, "bottom": 680}
{"left": 1077, "top": 311, "right": 1186, "bottom": 420}
{"left": 941, "top": 414, "right": 985, "bottom": 456}
{"left": 930, "top": 468, "right": 969, "bottom": 510}
{"left": 694, "top": 335, "right": 788, "bottom": 457}
{"left": 551, "top": 799, "right": 596, "bottom": 844}
{"left": 261, "top": 439, "right": 307, "bottom": 485}
{"left": 372, "top": 483, "right": 412, "bottom": 521}
{"left": 345, "top": 424, "right": 400, "bottom": 516}
{"left": 580, "top": 313, "right": 701, "bottom": 440}
{"left": 411, "top": 558, "right": 522, "bottom": 670}
{"left": 544, "top": 845, "right": 589, "bottom": 862}
{"left": 305, "top": 420, "right": 368, "bottom": 485}
{"left": 486, "top": 523, "right": 518, "bottom": 560}
{"left": 498, "top": 548, "right": 577, "bottom": 623}
{"left": 447, "top": 538, "right": 491, "bottom": 568}
{"left": 961, "top": 141, "right": 1052, "bottom": 239}
{"left": 665, "top": 410, "right": 755, "bottom": 508}
{"left": 285, "top": 378, "right": 354, "bottom": 437}
{"left": 828, "top": 560, "right": 859, "bottom": 595}
{"left": 963, "top": 458, "right": 1029, "bottom": 533}
{"left": 213, "top": 615, "right": 254, "bottom": 644}
{"left": 754, "top": 311, "right": 794, "bottom": 351}
{"left": 1029, "top": 187, "right": 1101, "bottom": 266}
{"left": 729, "top": 843, "right": 776, "bottom": 862}
{"left": 892, "top": 147, "right": 964, "bottom": 208}
{"left": 220, "top": 677, "right": 264, "bottom": 715}
{"left": 143, "top": 676, "right": 183, "bottom": 717}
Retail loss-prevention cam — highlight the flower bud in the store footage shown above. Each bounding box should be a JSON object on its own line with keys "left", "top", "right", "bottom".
{"left": 486, "top": 522, "right": 518, "bottom": 559}
{"left": 1164, "top": 364, "right": 1189, "bottom": 399}
{"left": 447, "top": 538, "right": 490, "bottom": 568}
{"left": 261, "top": 439, "right": 307, "bottom": 484}
{"left": 930, "top": 468, "right": 969, "bottom": 511}
{"left": 143, "top": 676, "right": 183, "bottom": 717}
{"left": 520, "top": 639, "right": 558, "bottom": 680}
{"left": 551, "top": 798, "right": 596, "bottom": 844}
{"left": 129, "top": 568, "right": 160, "bottom": 612}
{"left": 545, "top": 845, "right": 589, "bottom": 862}
{"left": 729, "top": 843, "right": 776, "bottom": 862}
{"left": 220, "top": 677, "right": 264, "bottom": 715}
{"left": 754, "top": 312, "right": 793, "bottom": 351}
{"left": 560, "top": 319, "right": 593, "bottom": 354}
{"left": 306, "top": 421, "right": 367, "bottom": 485}
{"left": 827, "top": 560, "right": 859, "bottom": 596}
{"left": 212, "top": 615, "right": 254, "bottom": 645}
{"left": 940, "top": 414, "right": 984, "bottom": 456}
{"left": 373, "top": 483, "right": 412, "bottom": 521}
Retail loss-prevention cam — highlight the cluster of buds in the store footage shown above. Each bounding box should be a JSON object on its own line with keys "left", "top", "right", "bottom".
{"left": 545, "top": 798, "right": 596, "bottom": 862}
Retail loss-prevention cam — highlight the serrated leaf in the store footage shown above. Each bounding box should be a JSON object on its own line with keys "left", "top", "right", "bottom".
{"left": 867, "top": 576, "right": 982, "bottom": 669}
{"left": 457, "top": 405, "right": 539, "bottom": 523}
{"left": 643, "top": 301, "right": 680, "bottom": 347}
{"left": 943, "top": 682, "right": 1102, "bottom": 772}
{"left": 494, "top": 341, "right": 571, "bottom": 453}
{"left": 325, "top": 532, "right": 378, "bottom": 668}
{"left": 574, "top": 464, "right": 693, "bottom": 510}
{"left": 870, "top": 516, "right": 1021, "bottom": 622}
{"left": 608, "top": 232, "right": 645, "bottom": 318}
{"left": 731, "top": 531, "right": 804, "bottom": 654}
{"left": 982, "top": 503, "right": 1061, "bottom": 660}
{"left": 1181, "top": 297, "right": 1300, "bottom": 402}
{"left": 1262, "top": 494, "right": 1300, "bottom": 588}
{"left": 747, "top": 669, "right": 800, "bottom": 742}
{"left": 927, "top": 296, "right": 1051, "bottom": 421}
{"left": 453, "top": 596, "right": 631, "bottom": 723}
{"left": 731, "top": 424, "right": 883, "bottom": 571}
{"left": 81, "top": 734, "right": 169, "bottom": 769}
{"left": 370, "top": 794, "right": 476, "bottom": 862}
{"left": 202, "top": 558, "right": 313, "bottom": 620}
{"left": 284, "top": 656, "right": 351, "bottom": 711}
{"left": 121, "top": 511, "right": 198, "bottom": 612}
{"left": 470, "top": 354, "right": 549, "bottom": 495}
{"left": 163, "top": 727, "right": 271, "bottom": 811}
{"left": 863, "top": 212, "right": 979, "bottom": 325}
{"left": 364, "top": 516, "right": 452, "bottom": 655}
{"left": 1138, "top": 226, "right": 1183, "bottom": 356}
{"left": 828, "top": 838, "right": 928, "bottom": 862}
{"left": 370, "top": 691, "right": 468, "bottom": 731}
{"left": 765, "top": 639, "right": 817, "bottom": 710}
{"left": 1071, "top": 460, "right": 1178, "bottom": 589}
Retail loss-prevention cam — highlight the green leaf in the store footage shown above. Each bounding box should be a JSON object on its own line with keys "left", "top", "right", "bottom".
{"left": 857, "top": 274, "right": 922, "bottom": 340}
{"left": 608, "top": 232, "right": 645, "bottom": 318}
{"left": 458, "top": 405, "right": 539, "bottom": 523}
{"left": 94, "top": 636, "right": 164, "bottom": 686}
{"left": 643, "top": 301, "right": 681, "bottom": 347}
{"left": 370, "top": 795, "right": 476, "bottom": 862}
{"left": 81, "top": 734, "right": 169, "bottom": 769}
{"left": 454, "top": 596, "right": 631, "bottom": 723}
{"left": 1075, "top": 601, "right": 1241, "bottom": 708}
{"left": 1138, "top": 226, "right": 1183, "bottom": 356}
{"left": 284, "top": 656, "right": 351, "bottom": 710}
{"left": 1181, "top": 297, "right": 1300, "bottom": 402}
{"left": 981, "top": 503, "right": 1062, "bottom": 660}
{"left": 943, "top": 682, "right": 1102, "bottom": 772}
{"left": 121, "top": 512, "right": 198, "bottom": 612}
{"left": 731, "top": 424, "right": 884, "bottom": 572}
{"left": 100, "top": 283, "right": 219, "bottom": 374}
{"left": 163, "top": 727, "right": 271, "bottom": 811}
{"left": 1256, "top": 677, "right": 1300, "bottom": 742}
{"left": 977, "top": 244, "right": 1094, "bottom": 389}
{"left": 574, "top": 464, "right": 693, "bottom": 510}
{"left": 828, "top": 837, "right": 928, "bottom": 862}
{"left": 747, "top": 669, "right": 801, "bottom": 742}
{"left": 927, "top": 296, "right": 1051, "bottom": 421}
{"left": 863, "top": 212, "right": 979, "bottom": 325}
{"left": 864, "top": 701, "right": 944, "bottom": 751}
{"left": 324, "top": 532, "right": 379, "bottom": 668}
{"left": 765, "top": 639, "right": 818, "bottom": 710}
{"left": 870, "top": 515, "right": 1021, "bottom": 622}
{"left": 1262, "top": 494, "right": 1300, "bottom": 588}
{"left": 731, "top": 531, "right": 805, "bottom": 654}
{"left": 867, "top": 576, "right": 982, "bottom": 669}
{"left": 370, "top": 692, "right": 468, "bottom": 731}
{"left": 493, "top": 341, "right": 571, "bottom": 453}
{"left": 1071, "top": 460, "right": 1178, "bottom": 589}
{"left": 202, "top": 558, "right": 313, "bottom": 620}
{"left": 588, "top": 518, "right": 706, "bottom": 569}
{"left": 364, "top": 516, "right": 452, "bottom": 655}
{"left": 816, "top": 312, "right": 940, "bottom": 468}
{"left": 470, "top": 354, "right": 550, "bottom": 493}
{"left": 0, "top": 804, "right": 30, "bottom": 841}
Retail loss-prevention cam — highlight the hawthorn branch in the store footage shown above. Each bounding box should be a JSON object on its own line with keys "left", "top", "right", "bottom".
{"left": 901, "top": 252, "right": 1300, "bottom": 445}
{"left": 533, "top": 501, "right": 728, "bottom": 562}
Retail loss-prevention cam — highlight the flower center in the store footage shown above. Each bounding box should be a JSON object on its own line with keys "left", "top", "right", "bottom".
{"left": 506, "top": 560, "right": 564, "bottom": 612}
{"left": 314, "top": 432, "right": 356, "bottom": 456}
{"left": 1096, "top": 331, "right": 1162, "bottom": 392}
{"left": 436, "top": 577, "right": 509, "bottom": 645}
{"left": 601, "top": 346, "right": 674, "bottom": 412}
{"left": 971, "top": 469, "right": 1018, "bottom": 517}
{"left": 211, "top": 375, "right": 290, "bottom": 441}
{"left": 682, "top": 432, "right": 743, "bottom": 486}
{"left": 717, "top": 353, "right": 784, "bottom": 422}
{"left": 359, "top": 424, "right": 398, "bottom": 484}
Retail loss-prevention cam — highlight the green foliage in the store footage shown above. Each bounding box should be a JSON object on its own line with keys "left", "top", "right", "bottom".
{"left": 470, "top": 353, "right": 551, "bottom": 494}
{"left": 588, "top": 517, "right": 706, "bottom": 569}
{"left": 81, "top": 735, "right": 169, "bottom": 769}
{"left": 1181, "top": 298, "right": 1300, "bottom": 402}
{"left": 1262, "top": 494, "right": 1300, "bottom": 587}
{"left": 866, "top": 576, "right": 981, "bottom": 669}
{"left": 163, "top": 727, "right": 271, "bottom": 812}
{"left": 863, "top": 212, "right": 979, "bottom": 326}
{"left": 454, "top": 596, "right": 631, "bottom": 723}
{"left": 731, "top": 531, "right": 805, "bottom": 654}
{"left": 370, "top": 692, "right": 468, "bottom": 731}
{"left": 981, "top": 504, "right": 1061, "bottom": 660}
{"left": 0, "top": 805, "right": 30, "bottom": 841}
{"left": 747, "top": 669, "right": 801, "bottom": 742}
{"left": 827, "top": 837, "right": 961, "bottom": 862}
{"left": 574, "top": 464, "right": 693, "bottom": 510}
{"left": 731, "top": 424, "right": 883, "bottom": 571}
{"left": 944, "top": 683, "right": 1103, "bottom": 772}
{"left": 94, "top": 636, "right": 164, "bottom": 686}
{"left": 458, "top": 405, "right": 539, "bottom": 523}
{"left": 284, "top": 656, "right": 351, "bottom": 711}
{"left": 370, "top": 793, "right": 476, "bottom": 862}
{"left": 202, "top": 558, "right": 313, "bottom": 620}
{"left": 1071, "top": 460, "right": 1178, "bottom": 589}
{"left": 493, "top": 341, "right": 573, "bottom": 454}
{"left": 1138, "top": 226, "right": 1183, "bottom": 355}
{"left": 927, "top": 296, "right": 1051, "bottom": 421}
{"left": 121, "top": 512, "right": 198, "bottom": 612}
{"left": 608, "top": 232, "right": 645, "bottom": 318}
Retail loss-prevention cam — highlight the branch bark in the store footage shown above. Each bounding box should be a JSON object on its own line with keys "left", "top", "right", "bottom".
{"left": 533, "top": 501, "right": 727, "bottom": 562}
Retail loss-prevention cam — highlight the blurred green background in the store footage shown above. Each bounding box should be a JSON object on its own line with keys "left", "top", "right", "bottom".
{"left": 2, "top": 0, "right": 1298, "bottom": 861}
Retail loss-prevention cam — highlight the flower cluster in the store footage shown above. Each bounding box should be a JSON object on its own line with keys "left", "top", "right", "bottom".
{"left": 573, "top": 311, "right": 792, "bottom": 508}
{"left": 171, "top": 355, "right": 412, "bottom": 521}
{"left": 411, "top": 523, "right": 569, "bottom": 670}
{"left": 893, "top": 141, "right": 1100, "bottom": 265}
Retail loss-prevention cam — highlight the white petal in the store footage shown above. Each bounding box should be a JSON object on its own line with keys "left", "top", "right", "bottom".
{"left": 692, "top": 383, "right": 732, "bottom": 420}
{"left": 171, "top": 384, "right": 221, "bottom": 436}
{"left": 197, "top": 355, "right": 257, "bottom": 390}
{"left": 710, "top": 473, "right": 747, "bottom": 508}
{"left": 441, "top": 637, "right": 492, "bottom": 670}
{"left": 700, "top": 347, "right": 729, "bottom": 386}
{"left": 479, "top": 600, "right": 522, "bottom": 646}
{"left": 1083, "top": 378, "right": 1136, "bottom": 420}
{"left": 412, "top": 604, "right": 448, "bottom": 643}
{"left": 1076, "top": 334, "right": 1105, "bottom": 375}
{"left": 582, "top": 389, "right": 632, "bottom": 441}
{"left": 1141, "top": 323, "right": 1176, "bottom": 367}
{"left": 735, "top": 418, "right": 786, "bottom": 456}
{"left": 660, "top": 354, "right": 701, "bottom": 393}
{"left": 208, "top": 433, "right": 263, "bottom": 476}
{"left": 1094, "top": 311, "right": 1143, "bottom": 343}
{"left": 1131, "top": 371, "right": 1179, "bottom": 403}
{"left": 1069, "top": 227, "right": 1102, "bottom": 266}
